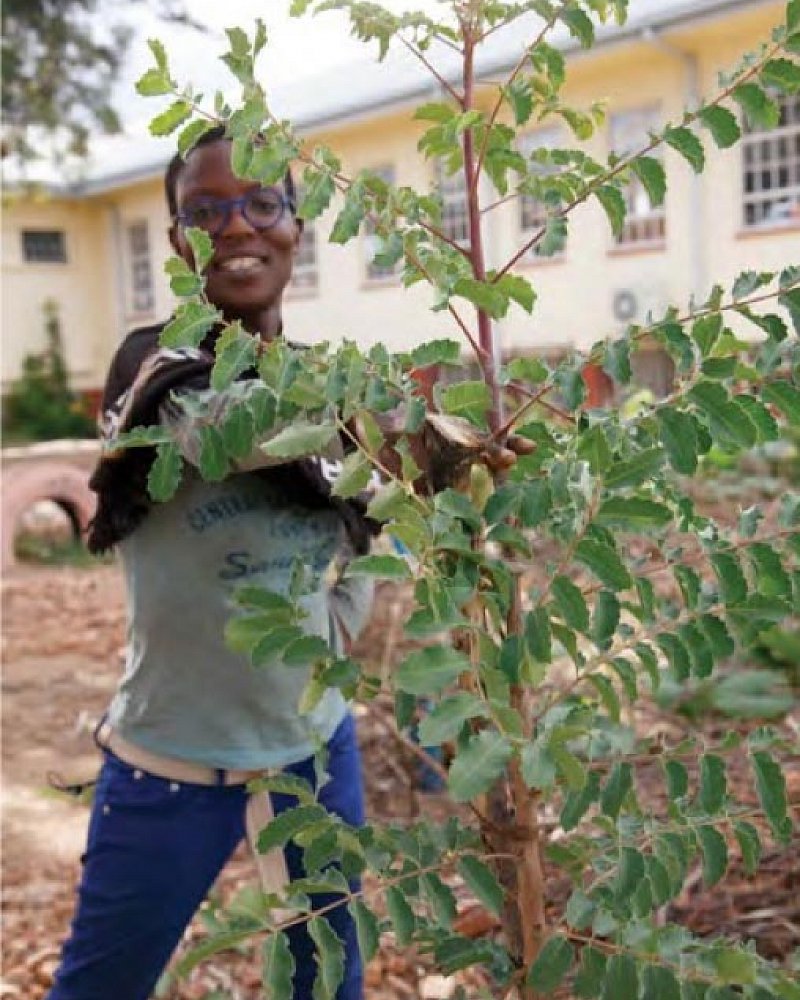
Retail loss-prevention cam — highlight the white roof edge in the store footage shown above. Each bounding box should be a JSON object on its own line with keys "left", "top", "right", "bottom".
{"left": 45, "top": 0, "right": 768, "bottom": 199}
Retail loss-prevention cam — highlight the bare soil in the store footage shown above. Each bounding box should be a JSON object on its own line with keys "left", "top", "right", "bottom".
{"left": 2, "top": 564, "right": 798, "bottom": 999}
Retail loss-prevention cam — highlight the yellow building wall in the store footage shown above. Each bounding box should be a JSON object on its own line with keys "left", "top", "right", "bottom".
{"left": 1, "top": 198, "right": 117, "bottom": 391}
{"left": 2, "top": 0, "right": 794, "bottom": 391}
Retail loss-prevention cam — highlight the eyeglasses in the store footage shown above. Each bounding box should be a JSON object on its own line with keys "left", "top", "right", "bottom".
{"left": 175, "top": 187, "right": 294, "bottom": 237}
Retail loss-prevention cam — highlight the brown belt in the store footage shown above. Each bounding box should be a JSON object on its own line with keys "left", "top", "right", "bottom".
{"left": 96, "top": 723, "right": 291, "bottom": 898}
{"left": 96, "top": 723, "right": 268, "bottom": 786}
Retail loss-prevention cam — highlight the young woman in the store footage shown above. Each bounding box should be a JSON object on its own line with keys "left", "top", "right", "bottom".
{"left": 48, "top": 126, "right": 374, "bottom": 1000}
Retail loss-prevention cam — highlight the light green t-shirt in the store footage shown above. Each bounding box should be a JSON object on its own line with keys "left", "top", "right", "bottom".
{"left": 107, "top": 467, "right": 372, "bottom": 769}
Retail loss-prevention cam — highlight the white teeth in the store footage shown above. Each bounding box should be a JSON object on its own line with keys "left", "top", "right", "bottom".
{"left": 219, "top": 256, "right": 262, "bottom": 272}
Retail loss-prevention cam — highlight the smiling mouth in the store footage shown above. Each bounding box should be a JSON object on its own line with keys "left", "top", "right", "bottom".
{"left": 216, "top": 256, "right": 267, "bottom": 274}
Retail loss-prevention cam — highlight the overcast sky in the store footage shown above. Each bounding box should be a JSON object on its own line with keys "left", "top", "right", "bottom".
{"left": 116, "top": 0, "right": 436, "bottom": 130}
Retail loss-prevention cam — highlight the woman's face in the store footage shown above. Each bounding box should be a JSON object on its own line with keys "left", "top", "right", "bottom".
{"left": 170, "top": 139, "right": 299, "bottom": 334}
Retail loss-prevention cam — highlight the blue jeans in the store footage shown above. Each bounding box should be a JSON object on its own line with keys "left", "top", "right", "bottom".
{"left": 48, "top": 714, "right": 364, "bottom": 1000}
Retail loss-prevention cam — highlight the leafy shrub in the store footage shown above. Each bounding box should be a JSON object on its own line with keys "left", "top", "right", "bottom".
{"left": 2, "top": 299, "right": 96, "bottom": 442}
{"left": 135, "top": 4, "right": 800, "bottom": 998}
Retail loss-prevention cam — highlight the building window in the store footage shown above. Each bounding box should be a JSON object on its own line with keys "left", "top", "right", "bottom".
{"left": 291, "top": 193, "right": 318, "bottom": 290}
{"left": 21, "top": 230, "right": 67, "bottom": 263}
{"left": 364, "top": 165, "right": 401, "bottom": 282}
{"left": 519, "top": 127, "right": 564, "bottom": 256}
{"left": 435, "top": 160, "right": 470, "bottom": 248}
{"left": 609, "top": 107, "right": 666, "bottom": 246}
{"left": 742, "top": 94, "right": 800, "bottom": 228}
{"left": 127, "top": 221, "right": 154, "bottom": 314}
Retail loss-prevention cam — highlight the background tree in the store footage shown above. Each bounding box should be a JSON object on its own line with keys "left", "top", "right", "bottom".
{"left": 1, "top": 0, "right": 202, "bottom": 162}
{"left": 129, "top": 2, "right": 800, "bottom": 997}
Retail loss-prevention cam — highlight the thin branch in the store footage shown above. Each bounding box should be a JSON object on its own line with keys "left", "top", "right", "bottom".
{"left": 398, "top": 34, "right": 463, "bottom": 106}
{"left": 497, "top": 277, "right": 799, "bottom": 436}
{"left": 471, "top": 2, "right": 567, "bottom": 197}
{"left": 493, "top": 37, "right": 785, "bottom": 281}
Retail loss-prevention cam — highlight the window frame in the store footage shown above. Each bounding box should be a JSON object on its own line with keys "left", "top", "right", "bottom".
{"left": 125, "top": 220, "right": 155, "bottom": 316}
{"left": 21, "top": 229, "right": 68, "bottom": 264}
{"left": 363, "top": 164, "right": 401, "bottom": 284}
{"left": 290, "top": 197, "right": 319, "bottom": 293}
{"left": 741, "top": 93, "right": 800, "bottom": 230}
{"left": 518, "top": 125, "right": 566, "bottom": 259}
{"left": 608, "top": 105, "right": 666, "bottom": 249}
{"left": 434, "top": 158, "right": 471, "bottom": 249}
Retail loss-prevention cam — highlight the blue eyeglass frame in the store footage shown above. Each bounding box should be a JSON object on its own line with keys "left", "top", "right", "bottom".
{"left": 174, "top": 189, "right": 295, "bottom": 236}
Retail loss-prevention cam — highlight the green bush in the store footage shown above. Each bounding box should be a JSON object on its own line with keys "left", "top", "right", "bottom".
{"left": 2, "top": 300, "right": 96, "bottom": 443}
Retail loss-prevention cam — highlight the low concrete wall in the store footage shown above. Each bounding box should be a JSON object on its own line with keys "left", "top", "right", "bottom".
{"left": 2, "top": 440, "right": 99, "bottom": 570}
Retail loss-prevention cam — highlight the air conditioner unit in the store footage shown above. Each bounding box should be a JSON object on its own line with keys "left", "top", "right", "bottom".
{"left": 612, "top": 285, "right": 668, "bottom": 326}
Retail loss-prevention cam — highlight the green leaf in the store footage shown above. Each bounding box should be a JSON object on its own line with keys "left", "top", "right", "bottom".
{"left": 526, "top": 605, "right": 553, "bottom": 662}
{"left": 147, "top": 441, "right": 183, "bottom": 501}
{"left": 692, "top": 314, "right": 723, "bottom": 357}
{"left": 346, "top": 554, "right": 410, "bottom": 580}
{"left": 185, "top": 226, "right": 215, "bottom": 272}
{"left": 457, "top": 856, "right": 504, "bottom": 917}
{"left": 385, "top": 886, "right": 415, "bottom": 945}
{"left": 220, "top": 404, "right": 254, "bottom": 460}
{"left": 596, "top": 498, "right": 672, "bottom": 530}
{"left": 256, "top": 804, "right": 328, "bottom": 854}
{"left": 262, "top": 932, "right": 295, "bottom": 1000}
{"left": 448, "top": 730, "right": 513, "bottom": 802}
{"left": 642, "top": 965, "right": 681, "bottom": 1000}
{"left": 698, "top": 824, "right": 728, "bottom": 886}
{"left": 698, "top": 105, "right": 741, "bottom": 148}
{"left": 552, "top": 576, "right": 590, "bottom": 631}
{"left": 601, "top": 762, "right": 633, "bottom": 820}
{"left": 762, "top": 381, "right": 800, "bottom": 426}
{"left": 496, "top": 273, "right": 536, "bottom": 313}
{"left": 395, "top": 646, "right": 470, "bottom": 696}
{"left": 283, "top": 634, "right": 330, "bottom": 667}
{"left": 505, "top": 77, "right": 534, "bottom": 125}
{"left": 551, "top": 743, "right": 588, "bottom": 791}
{"left": 560, "top": 7, "right": 594, "bottom": 46}
{"left": 734, "top": 820, "right": 762, "bottom": 876}
{"left": 160, "top": 301, "right": 222, "bottom": 349}
{"left": 602, "top": 954, "right": 639, "bottom": 1000}
{"left": 712, "top": 948, "right": 757, "bottom": 986}
{"left": 418, "top": 693, "right": 486, "bottom": 745}
{"left": 574, "top": 946, "right": 607, "bottom": 999}
{"left": 330, "top": 451, "right": 373, "bottom": 499}
{"left": 761, "top": 57, "right": 800, "bottom": 93}
{"left": 521, "top": 740, "right": 557, "bottom": 790}
{"left": 211, "top": 326, "right": 257, "bottom": 391}
{"left": 700, "top": 613, "right": 735, "bottom": 659}
{"left": 165, "top": 255, "right": 203, "bottom": 297}
{"left": 309, "top": 916, "right": 345, "bottom": 1000}
{"left": 733, "top": 83, "right": 781, "bottom": 129}
{"left": 595, "top": 185, "right": 627, "bottom": 237}
{"left": 136, "top": 67, "right": 173, "bottom": 97}
{"left": 592, "top": 590, "right": 620, "bottom": 650}
{"left": 789, "top": 0, "right": 800, "bottom": 31}
{"left": 261, "top": 422, "right": 337, "bottom": 459}
{"left": 527, "top": 935, "right": 574, "bottom": 993}
{"left": 657, "top": 409, "right": 698, "bottom": 474}
{"left": 366, "top": 482, "right": 409, "bottom": 522}
{"left": 616, "top": 845, "right": 645, "bottom": 902}
{"left": 664, "top": 759, "right": 689, "bottom": 800}
{"left": 422, "top": 873, "right": 457, "bottom": 928}
{"left": 578, "top": 426, "right": 612, "bottom": 474}
{"left": 751, "top": 750, "right": 791, "bottom": 842}
{"left": 632, "top": 156, "right": 666, "bottom": 207}
{"left": 560, "top": 771, "right": 600, "bottom": 831}
{"left": 711, "top": 552, "right": 748, "bottom": 604}
{"left": 665, "top": 126, "right": 705, "bottom": 172}
{"left": 575, "top": 539, "right": 633, "bottom": 590}
{"left": 198, "top": 425, "right": 230, "bottom": 481}
{"left": 441, "top": 379, "right": 492, "bottom": 419}
{"left": 689, "top": 382, "right": 757, "bottom": 448}
{"left": 452, "top": 278, "right": 509, "bottom": 320}
{"left": 656, "top": 632, "right": 692, "bottom": 680}
{"left": 409, "top": 339, "right": 461, "bottom": 367}
{"left": 149, "top": 99, "right": 193, "bottom": 137}
{"left": 605, "top": 449, "right": 665, "bottom": 490}
{"left": 699, "top": 754, "right": 727, "bottom": 814}
{"left": 348, "top": 900, "right": 379, "bottom": 965}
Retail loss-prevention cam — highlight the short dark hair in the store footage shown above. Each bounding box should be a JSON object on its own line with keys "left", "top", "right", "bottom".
{"left": 164, "top": 124, "right": 298, "bottom": 220}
